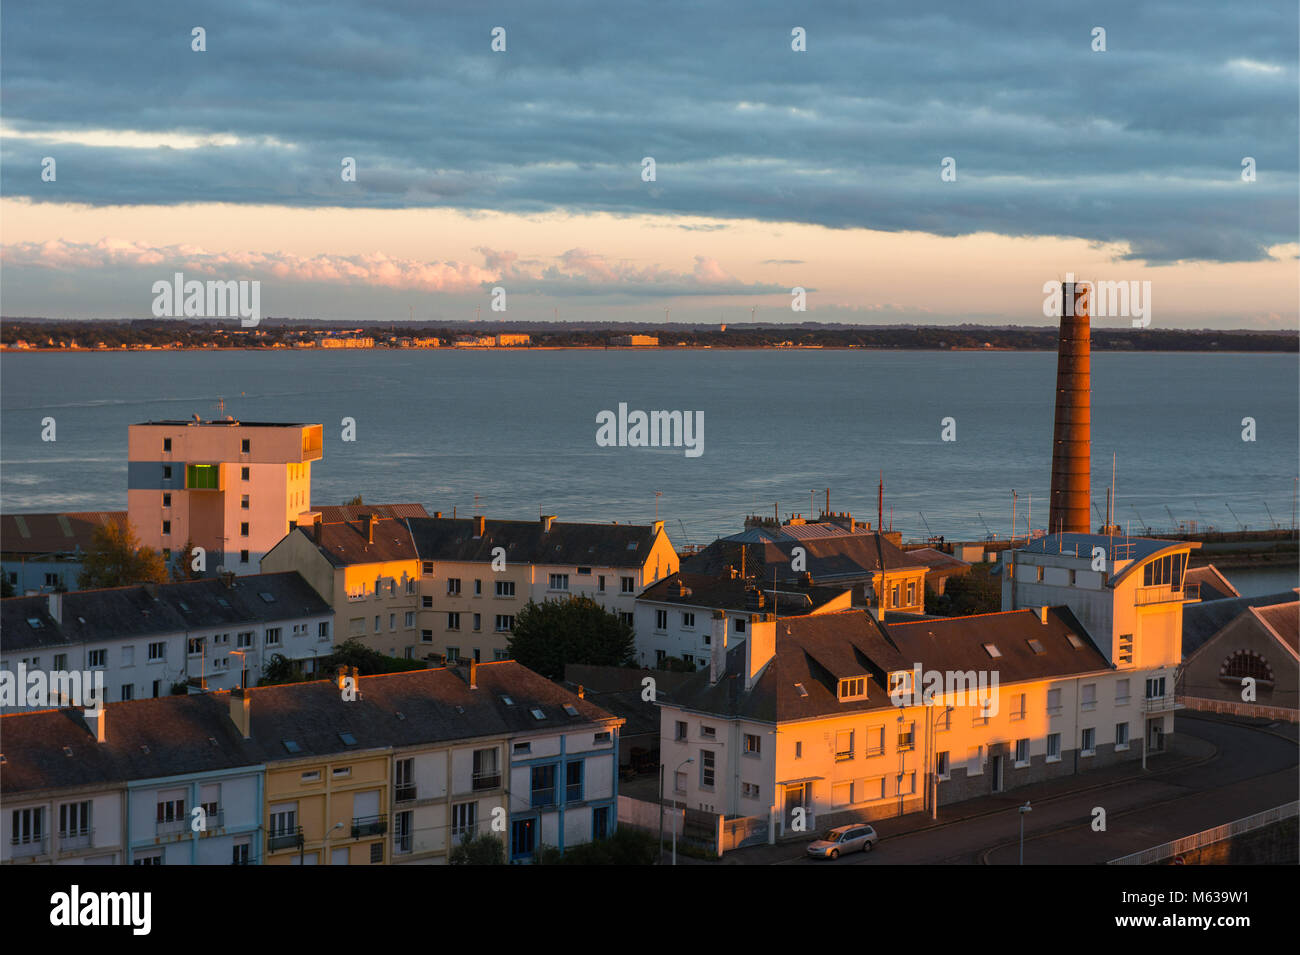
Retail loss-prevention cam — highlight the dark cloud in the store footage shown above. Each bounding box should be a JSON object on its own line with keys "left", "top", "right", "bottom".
{"left": 1, "top": 0, "right": 1296, "bottom": 263}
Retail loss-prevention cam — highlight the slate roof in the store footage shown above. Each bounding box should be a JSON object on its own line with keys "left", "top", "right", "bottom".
{"left": 406, "top": 517, "right": 660, "bottom": 567}
{"left": 0, "top": 511, "right": 128, "bottom": 557}
{"left": 682, "top": 533, "right": 925, "bottom": 584}
{"left": 661, "top": 606, "right": 1108, "bottom": 724}
{"left": 1182, "top": 591, "right": 1298, "bottom": 657}
{"left": 0, "top": 662, "right": 620, "bottom": 796}
{"left": 638, "top": 571, "right": 849, "bottom": 615}
{"left": 310, "top": 503, "right": 429, "bottom": 523}
{"left": 0, "top": 572, "right": 332, "bottom": 653}
{"left": 1183, "top": 565, "right": 1240, "bottom": 602}
{"left": 290, "top": 517, "right": 419, "bottom": 567}
{"left": 1252, "top": 602, "right": 1299, "bottom": 655}
{"left": 561, "top": 664, "right": 696, "bottom": 738}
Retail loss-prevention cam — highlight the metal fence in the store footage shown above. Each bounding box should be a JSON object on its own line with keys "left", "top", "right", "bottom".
{"left": 1177, "top": 695, "right": 1299, "bottom": 723}
{"left": 1108, "top": 801, "right": 1298, "bottom": 865}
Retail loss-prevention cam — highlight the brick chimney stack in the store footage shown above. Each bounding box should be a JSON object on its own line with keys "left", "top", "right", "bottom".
{"left": 1049, "top": 281, "right": 1091, "bottom": 535}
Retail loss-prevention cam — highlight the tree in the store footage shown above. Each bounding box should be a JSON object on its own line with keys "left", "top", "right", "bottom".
{"left": 505, "top": 597, "right": 635, "bottom": 680}
{"left": 449, "top": 832, "right": 505, "bottom": 865}
{"left": 77, "top": 521, "right": 168, "bottom": 590}
{"left": 344, "top": 495, "right": 364, "bottom": 506}
{"left": 171, "top": 539, "right": 204, "bottom": 581}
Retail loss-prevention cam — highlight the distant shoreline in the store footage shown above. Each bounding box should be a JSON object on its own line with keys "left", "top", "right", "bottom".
{"left": 3, "top": 345, "right": 1295, "bottom": 355}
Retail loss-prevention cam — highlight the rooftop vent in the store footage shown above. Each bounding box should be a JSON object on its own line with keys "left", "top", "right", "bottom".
{"left": 983, "top": 643, "right": 1002, "bottom": 659}
{"left": 1065, "top": 633, "right": 1085, "bottom": 650}
{"left": 794, "top": 683, "right": 809, "bottom": 698}
{"left": 1026, "top": 638, "right": 1046, "bottom": 655}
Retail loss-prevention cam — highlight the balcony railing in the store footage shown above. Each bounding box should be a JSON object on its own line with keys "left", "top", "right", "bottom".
{"left": 1136, "top": 584, "right": 1199, "bottom": 605}
{"left": 59, "top": 828, "right": 94, "bottom": 851}
{"left": 268, "top": 827, "right": 304, "bottom": 851}
{"left": 393, "top": 832, "right": 413, "bottom": 854}
{"left": 200, "top": 809, "right": 225, "bottom": 830}
{"left": 1142, "top": 694, "right": 1183, "bottom": 713}
{"left": 156, "top": 818, "right": 187, "bottom": 837}
{"left": 471, "top": 772, "right": 501, "bottom": 792}
{"left": 395, "top": 785, "right": 417, "bottom": 803}
{"left": 351, "top": 814, "right": 387, "bottom": 839}
{"left": 10, "top": 836, "right": 47, "bottom": 858}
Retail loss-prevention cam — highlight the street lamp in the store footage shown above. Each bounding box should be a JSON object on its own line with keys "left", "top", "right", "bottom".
{"left": 928, "top": 704, "right": 953, "bottom": 820}
{"left": 1018, "top": 801, "right": 1032, "bottom": 865}
{"left": 672, "top": 757, "right": 693, "bottom": 866}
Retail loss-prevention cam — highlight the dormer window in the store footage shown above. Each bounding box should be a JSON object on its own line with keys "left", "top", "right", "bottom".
{"left": 887, "top": 671, "right": 913, "bottom": 695}
{"left": 838, "top": 677, "right": 867, "bottom": 701}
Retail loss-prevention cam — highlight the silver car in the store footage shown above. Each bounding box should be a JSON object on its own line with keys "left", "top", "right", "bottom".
{"left": 807, "top": 824, "right": 878, "bottom": 859}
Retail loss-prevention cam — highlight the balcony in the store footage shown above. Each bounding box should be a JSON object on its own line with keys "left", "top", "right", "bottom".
{"left": 200, "top": 809, "right": 225, "bottom": 831}
{"left": 1142, "top": 694, "right": 1183, "bottom": 714}
{"left": 156, "top": 817, "right": 187, "bottom": 838}
{"left": 395, "top": 785, "right": 417, "bottom": 803}
{"left": 471, "top": 772, "right": 501, "bottom": 792}
{"left": 10, "top": 836, "right": 47, "bottom": 858}
{"left": 1135, "top": 584, "right": 1199, "bottom": 606}
{"left": 59, "top": 828, "right": 94, "bottom": 851}
{"left": 351, "top": 814, "right": 387, "bottom": 839}
{"left": 268, "top": 827, "right": 304, "bottom": 852}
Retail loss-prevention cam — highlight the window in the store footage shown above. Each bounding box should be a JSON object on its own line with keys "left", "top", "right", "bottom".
{"left": 675, "top": 720, "right": 687, "bottom": 741}
{"left": 88, "top": 649, "right": 106, "bottom": 668}
{"left": 447, "top": 612, "right": 460, "bottom": 631}
{"left": 422, "top": 596, "right": 433, "bottom": 608}
{"left": 53, "top": 653, "right": 68, "bottom": 671}
{"left": 734, "top": 618, "right": 746, "bottom": 633}
{"left": 530, "top": 765, "right": 556, "bottom": 807}
{"left": 655, "top": 609, "right": 668, "bottom": 631}
{"left": 446, "top": 647, "right": 459, "bottom": 662}
{"left": 888, "top": 670, "right": 913, "bottom": 695}
{"left": 421, "top": 561, "right": 434, "bottom": 575}
{"left": 162, "top": 437, "right": 172, "bottom": 452}
{"left": 59, "top": 801, "right": 91, "bottom": 840}
{"left": 237, "top": 631, "right": 254, "bottom": 648}
{"left": 265, "top": 628, "right": 281, "bottom": 646}
{"left": 1145, "top": 677, "right": 1166, "bottom": 699}
{"left": 700, "top": 725, "right": 716, "bottom": 739}
{"left": 906, "top": 581, "right": 916, "bottom": 605}
{"left": 388, "top": 613, "right": 396, "bottom": 631}
{"left": 1011, "top": 693, "right": 1026, "bottom": 720}
{"left": 835, "top": 729, "right": 855, "bottom": 761}
{"left": 1115, "top": 722, "right": 1130, "bottom": 750}
{"left": 240, "top": 550, "right": 249, "bottom": 564}
{"left": 1081, "top": 683, "right": 1097, "bottom": 711}
{"left": 188, "top": 636, "right": 205, "bottom": 656}
{"left": 700, "top": 750, "right": 716, "bottom": 788}
{"left": 421, "top": 629, "right": 433, "bottom": 643}
{"left": 162, "top": 465, "right": 172, "bottom": 479}
{"left": 451, "top": 802, "right": 477, "bottom": 843}
{"left": 120, "top": 684, "right": 133, "bottom": 701}
{"left": 565, "top": 761, "right": 584, "bottom": 802}
{"left": 598, "top": 575, "right": 606, "bottom": 592}
{"left": 319, "top": 622, "right": 330, "bottom": 641}
{"left": 447, "top": 578, "right": 461, "bottom": 595}
{"left": 865, "top": 726, "right": 885, "bottom": 756}
{"left": 240, "top": 438, "right": 250, "bottom": 453}
{"left": 744, "top": 733, "right": 761, "bottom": 755}
{"left": 891, "top": 584, "right": 900, "bottom": 607}
{"left": 134, "top": 851, "right": 163, "bottom": 865}
{"left": 838, "top": 677, "right": 867, "bottom": 701}
{"left": 618, "top": 612, "right": 634, "bottom": 628}
{"left": 162, "top": 492, "right": 171, "bottom": 507}
{"left": 369, "top": 843, "right": 383, "bottom": 864}
{"left": 549, "top": 573, "right": 569, "bottom": 591}
{"left": 241, "top": 494, "right": 249, "bottom": 510}
{"left": 742, "top": 782, "right": 761, "bottom": 799}
{"left": 897, "top": 772, "right": 915, "bottom": 796}
{"left": 162, "top": 520, "right": 171, "bottom": 535}
{"left": 474, "top": 579, "right": 482, "bottom": 596}
{"left": 495, "top": 580, "right": 515, "bottom": 597}
{"left": 621, "top": 576, "right": 634, "bottom": 594}
{"left": 794, "top": 741, "right": 802, "bottom": 759}
{"left": 1014, "top": 738, "right": 1030, "bottom": 766}
{"left": 1081, "top": 727, "right": 1096, "bottom": 756}
{"left": 681, "top": 612, "right": 695, "bottom": 629}
{"left": 937, "top": 752, "right": 950, "bottom": 778}
{"left": 1047, "top": 733, "right": 1061, "bottom": 761}
{"left": 1117, "top": 634, "right": 1134, "bottom": 666}
{"left": 331, "top": 766, "right": 351, "bottom": 778}
{"left": 473, "top": 748, "right": 500, "bottom": 790}
{"left": 241, "top": 466, "right": 249, "bottom": 481}
{"left": 270, "top": 805, "right": 297, "bottom": 837}
{"left": 898, "top": 722, "right": 915, "bottom": 751}
{"left": 594, "top": 731, "right": 611, "bottom": 744}
{"left": 156, "top": 796, "right": 184, "bottom": 825}
{"left": 232, "top": 842, "right": 250, "bottom": 864}
{"left": 1046, "top": 688, "right": 1062, "bottom": 715}
{"left": 513, "top": 742, "right": 531, "bottom": 755}
{"left": 12, "top": 807, "right": 44, "bottom": 847}
{"left": 495, "top": 614, "right": 514, "bottom": 632}
{"left": 968, "top": 745, "right": 984, "bottom": 776}
{"left": 1115, "top": 678, "right": 1130, "bottom": 704}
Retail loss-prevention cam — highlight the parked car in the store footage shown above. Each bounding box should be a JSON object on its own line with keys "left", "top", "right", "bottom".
{"left": 806, "top": 824, "right": 878, "bottom": 860}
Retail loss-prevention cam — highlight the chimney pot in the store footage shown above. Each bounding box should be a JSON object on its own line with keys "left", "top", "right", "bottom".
{"left": 540, "top": 514, "right": 555, "bottom": 533}
{"left": 230, "top": 687, "right": 252, "bottom": 739}
{"left": 1039, "top": 606, "right": 1049, "bottom": 625}
{"left": 469, "top": 659, "right": 478, "bottom": 689}
{"left": 476, "top": 515, "right": 487, "bottom": 537}
{"left": 47, "top": 592, "right": 63, "bottom": 625}
{"left": 87, "top": 706, "right": 106, "bottom": 743}
{"left": 367, "top": 514, "right": 376, "bottom": 544}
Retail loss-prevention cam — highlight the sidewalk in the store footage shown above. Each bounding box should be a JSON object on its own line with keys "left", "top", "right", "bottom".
{"left": 670, "top": 731, "right": 1216, "bottom": 865}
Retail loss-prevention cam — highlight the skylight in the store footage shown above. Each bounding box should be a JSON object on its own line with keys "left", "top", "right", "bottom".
{"left": 1026, "top": 639, "right": 1045, "bottom": 655}
{"left": 1065, "top": 633, "right": 1085, "bottom": 649}
{"left": 531, "top": 707, "right": 546, "bottom": 720}
{"left": 500, "top": 694, "right": 515, "bottom": 705}
{"left": 26, "top": 618, "right": 42, "bottom": 629}
{"left": 217, "top": 598, "right": 230, "bottom": 608}
{"left": 259, "top": 592, "right": 276, "bottom": 603}
{"left": 983, "top": 643, "right": 1002, "bottom": 658}
{"left": 563, "top": 704, "right": 579, "bottom": 717}
{"left": 283, "top": 739, "right": 301, "bottom": 753}
{"left": 794, "top": 683, "right": 809, "bottom": 698}
{"left": 627, "top": 541, "right": 638, "bottom": 550}
{"left": 339, "top": 732, "right": 357, "bottom": 746}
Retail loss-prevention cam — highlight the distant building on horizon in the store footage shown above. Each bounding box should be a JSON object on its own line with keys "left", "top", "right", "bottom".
{"left": 612, "top": 334, "right": 659, "bottom": 346}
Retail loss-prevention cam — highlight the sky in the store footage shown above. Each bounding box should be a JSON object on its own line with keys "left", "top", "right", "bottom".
{"left": 2, "top": 0, "right": 1297, "bottom": 328}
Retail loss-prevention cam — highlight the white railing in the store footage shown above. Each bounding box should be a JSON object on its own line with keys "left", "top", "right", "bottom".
{"left": 1108, "top": 801, "right": 1298, "bottom": 865}
{"left": 1177, "top": 696, "right": 1299, "bottom": 723}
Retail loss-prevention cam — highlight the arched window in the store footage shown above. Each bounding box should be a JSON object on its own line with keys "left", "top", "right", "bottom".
{"left": 1220, "top": 652, "right": 1273, "bottom": 685}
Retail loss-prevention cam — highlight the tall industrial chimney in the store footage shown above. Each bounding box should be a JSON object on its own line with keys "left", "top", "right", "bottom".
{"left": 1048, "top": 282, "right": 1091, "bottom": 534}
